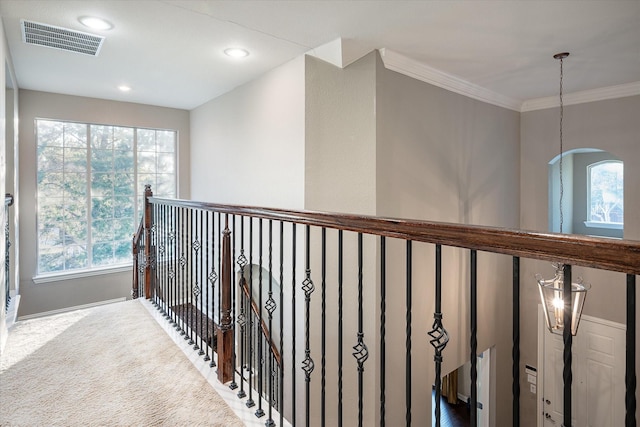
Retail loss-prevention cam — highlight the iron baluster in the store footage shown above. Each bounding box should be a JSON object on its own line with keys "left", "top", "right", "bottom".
{"left": 470, "top": 250, "right": 478, "bottom": 427}
{"left": 246, "top": 218, "right": 255, "bottom": 408}
{"left": 406, "top": 240, "right": 412, "bottom": 426}
{"left": 338, "top": 230, "right": 344, "bottom": 427}
{"left": 256, "top": 218, "right": 265, "bottom": 419}
{"left": 562, "top": 264, "right": 572, "bottom": 427}
{"left": 265, "top": 220, "right": 276, "bottom": 426}
{"left": 626, "top": 273, "right": 636, "bottom": 427}
{"left": 291, "top": 224, "right": 297, "bottom": 426}
{"left": 352, "top": 233, "right": 369, "bottom": 427}
{"left": 429, "top": 244, "right": 449, "bottom": 427}
{"left": 229, "top": 214, "right": 238, "bottom": 390}
{"left": 279, "top": 221, "right": 284, "bottom": 427}
{"left": 302, "top": 225, "right": 315, "bottom": 427}
{"left": 513, "top": 257, "right": 520, "bottom": 427}
{"left": 237, "top": 217, "right": 247, "bottom": 398}
{"left": 321, "top": 227, "right": 327, "bottom": 427}
{"left": 380, "top": 236, "right": 386, "bottom": 427}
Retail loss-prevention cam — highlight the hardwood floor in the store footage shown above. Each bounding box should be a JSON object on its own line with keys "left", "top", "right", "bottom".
{"left": 432, "top": 390, "right": 470, "bottom": 427}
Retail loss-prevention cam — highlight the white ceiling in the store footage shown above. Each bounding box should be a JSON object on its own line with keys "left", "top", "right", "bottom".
{"left": 1, "top": 0, "right": 639, "bottom": 110}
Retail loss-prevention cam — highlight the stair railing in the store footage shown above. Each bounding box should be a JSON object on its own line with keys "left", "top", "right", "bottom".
{"left": 132, "top": 186, "right": 640, "bottom": 427}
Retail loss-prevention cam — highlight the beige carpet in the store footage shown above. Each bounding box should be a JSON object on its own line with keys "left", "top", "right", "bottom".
{"left": 0, "top": 300, "right": 244, "bottom": 427}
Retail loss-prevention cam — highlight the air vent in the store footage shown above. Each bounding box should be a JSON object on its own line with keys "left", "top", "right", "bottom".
{"left": 21, "top": 19, "right": 105, "bottom": 56}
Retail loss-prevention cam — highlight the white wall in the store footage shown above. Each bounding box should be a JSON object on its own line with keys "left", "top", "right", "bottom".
{"left": 520, "top": 95, "right": 640, "bottom": 427}
{"left": 18, "top": 90, "right": 190, "bottom": 316}
{"left": 0, "top": 20, "right": 7, "bottom": 352}
{"left": 190, "top": 56, "right": 305, "bottom": 209}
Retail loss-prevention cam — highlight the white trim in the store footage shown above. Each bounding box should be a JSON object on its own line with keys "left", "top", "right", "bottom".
{"left": 521, "top": 82, "right": 640, "bottom": 112}
{"left": 18, "top": 297, "right": 127, "bottom": 320}
{"left": 379, "top": 48, "right": 640, "bottom": 113}
{"left": 379, "top": 48, "right": 522, "bottom": 111}
{"left": 584, "top": 221, "right": 623, "bottom": 230}
{"left": 33, "top": 264, "right": 132, "bottom": 284}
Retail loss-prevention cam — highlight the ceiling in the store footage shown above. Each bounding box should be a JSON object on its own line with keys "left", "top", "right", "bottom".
{"left": 1, "top": 0, "right": 639, "bottom": 111}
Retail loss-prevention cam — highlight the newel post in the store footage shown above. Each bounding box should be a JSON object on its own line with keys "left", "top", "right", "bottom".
{"left": 143, "top": 185, "right": 153, "bottom": 299}
{"left": 217, "top": 213, "right": 234, "bottom": 383}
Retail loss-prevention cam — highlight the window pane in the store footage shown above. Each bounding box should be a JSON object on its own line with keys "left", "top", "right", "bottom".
{"left": 114, "top": 127, "right": 134, "bottom": 150}
{"left": 64, "top": 123, "right": 86, "bottom": 148}
{"left": 157, "top": 130, "right": 175, "bottom": 153}
{"left": 157, "top": 153, "right": 175, "bottom": 174}
{"left": 114, "top": 150, "right": 134, "bottom": 172}
{"left": 37, "top": 120, "right": 63, "bottom": 147}
{"left": 37, "top": 119, "right": 178, "bottom": 274}
{"left": 92, "top": 242, "right": 115, "bottom": 266}
{"left": 91, "top": 149, "right": 113, "bottom": 172}
{"left": 138, "top": 151, "right": 156, "bottom": 173}
{"left": 137, "top": 129, "right": 155, "bottom": 151}
{"left": 92, "top": 173, "right": 114, "bottom": 197}
{"left": 589, "top": 162, "right": 623, "bottom": 224}
{"left": 38, "top": 146, "right": 64, "bottom": 172}
{"left": 91, "top": 125, "right": 113, "bottom": 149}
{"left": 64, "top": 147, "right": 87, "bottom": 172}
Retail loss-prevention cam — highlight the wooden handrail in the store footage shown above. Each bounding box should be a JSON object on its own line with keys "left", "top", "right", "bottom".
{"left": 239, "top": 276, "right": 282, "bottom": 367}
{"left": 148, "top": 197, "right": 640, "bottom": 275}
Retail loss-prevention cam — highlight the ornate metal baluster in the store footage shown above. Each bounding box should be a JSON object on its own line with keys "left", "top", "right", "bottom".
{"left": 204, "top": 211, "right": 211, "bottom": 363}
{"left": 429, "top": 244, "right": 449, "bottom": 427}
{"left": 168, "top": 206, "right": 176, "bottom": 325}
{"left": 302, "top": 225, "right": 315, "bottom": 427}
{"left": 210, "top": 212, "right": 217, "bottom": 368}
{"left": 230, "top": 214, "right": 238, "bottom": 390}
{"left": 266, "top": 220, "right": 276, "bottom": 427}
{"left": 197, "top": 210, "right": 204, "bottom": 354}
{"left": 352, "top": 233, "right": 369, "bottom": 427}
{"left": 237, "top": 217, "right": 247, "bottom": 398}
{"left": 178, "top": 207, "right": 186, "bottom": 336}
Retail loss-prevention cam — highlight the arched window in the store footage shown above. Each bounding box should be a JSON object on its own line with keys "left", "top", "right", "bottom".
{"left": 587, "top": 160, "right": 623, "bottom": 227}
{"left": 548, "top": 149, "right": 623, "bottom": 238}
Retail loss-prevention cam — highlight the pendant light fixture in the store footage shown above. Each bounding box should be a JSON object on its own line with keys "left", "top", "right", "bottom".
{"left": 536, "top": 52, "right": 590, "bottom": 336}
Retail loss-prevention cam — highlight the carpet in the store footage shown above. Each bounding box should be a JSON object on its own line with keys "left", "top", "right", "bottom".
{"left": 0, "top": 299, "right": 244, "bottom": 427}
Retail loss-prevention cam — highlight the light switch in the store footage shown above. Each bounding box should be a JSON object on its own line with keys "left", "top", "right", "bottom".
{"left": 530, "top": 384, "right": 536, "bottom": 394}
{"left": 527, "top": 373, "right": 537, "bottom": 385}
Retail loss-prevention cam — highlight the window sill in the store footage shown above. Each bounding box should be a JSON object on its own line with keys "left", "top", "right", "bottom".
{"left": 33, "top": 264, "right": 132, "bottom": 284}
{"left": 583, "top": 221, "right": 623, "bottom": 230}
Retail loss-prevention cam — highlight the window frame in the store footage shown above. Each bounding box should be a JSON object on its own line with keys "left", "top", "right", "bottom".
{"left": 585, "top": 159, "right": 623, "bottom": 230}
{"left": 34, "top": 118, "right": 177, "bottom": 280}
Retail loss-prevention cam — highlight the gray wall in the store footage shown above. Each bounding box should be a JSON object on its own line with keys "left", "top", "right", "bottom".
{"left": 18, "top": 90, "right": 190, "bottom": 316}
{"left": 520, "top": 95, "right": 640, "bottom": 426}
{"left": 190, "top": 56, "right": 305, "bottom": 209}
{"left": 376, "top": 59, "right": 520, "bottom": 427}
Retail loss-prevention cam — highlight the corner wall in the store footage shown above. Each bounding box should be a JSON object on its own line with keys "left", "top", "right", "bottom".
{"left": 18, "top": 90, "right": 190, "bottom": 316}
{"left": 376, "top": 58, "right": 520, "bottom": 427}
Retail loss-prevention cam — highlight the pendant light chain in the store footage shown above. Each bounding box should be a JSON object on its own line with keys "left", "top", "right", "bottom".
{"left": 555, "top": 52, "right": 569, "bottom": 234}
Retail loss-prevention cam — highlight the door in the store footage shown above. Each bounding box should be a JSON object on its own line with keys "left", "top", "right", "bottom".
{"left": 540, "top": 313, "right": 624, "bottom": 426}
{"left": 477, "top": 348, "right": 491, "bottom": 427}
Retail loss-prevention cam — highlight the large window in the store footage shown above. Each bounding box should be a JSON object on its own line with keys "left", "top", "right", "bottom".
{"left": 587, "top": 160, "right": 623, "bottom": 227}
{"left": 36, "top": 119, "right": 176, "bottom": 275}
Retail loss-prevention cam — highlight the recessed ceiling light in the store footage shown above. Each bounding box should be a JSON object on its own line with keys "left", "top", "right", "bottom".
{"left": 224, "top": 48, "right": 249, "bottom": 58}
{"left": 79, "top": 16, "right": 113, "bottom": 31}
{"left": 118, "top": 85, "right": 131, "bottom": 92}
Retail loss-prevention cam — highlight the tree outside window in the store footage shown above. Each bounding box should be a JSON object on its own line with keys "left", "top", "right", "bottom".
{"left": 36, "top": 119, "right": 176, "bottom": 274}
{"left": 588, "top": 161, "right": 623, "bottom": 225}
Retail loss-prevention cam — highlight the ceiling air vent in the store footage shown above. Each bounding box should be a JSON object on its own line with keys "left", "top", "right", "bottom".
{"left": 21, "top": 19, "right": 105, "bottom": 56}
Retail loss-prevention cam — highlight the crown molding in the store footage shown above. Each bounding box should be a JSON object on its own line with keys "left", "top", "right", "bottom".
{"left": 379, "top": 48, "right": 522, "bottom": 111}
{"left": 520, "top": 82, "right": 640, "bottom": 112}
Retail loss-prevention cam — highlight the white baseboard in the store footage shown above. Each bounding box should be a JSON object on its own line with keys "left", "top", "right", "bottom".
{"left": 18, "top": 297, "right": 127, "bottom": 321}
